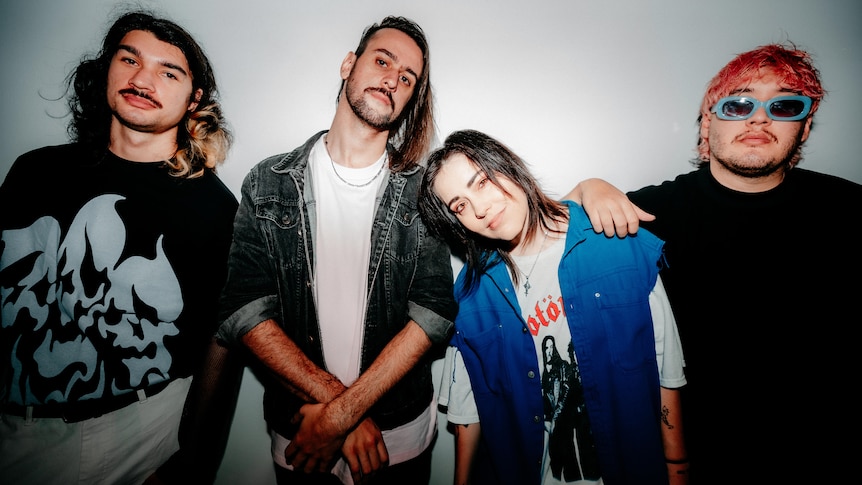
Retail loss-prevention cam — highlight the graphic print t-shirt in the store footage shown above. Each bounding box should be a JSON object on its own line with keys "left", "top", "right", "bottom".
{"left": 0, "top": 144, "right": 237, "bottom": 406}
{"left": 510, "top": 237, "right": 601, "bottom": 485}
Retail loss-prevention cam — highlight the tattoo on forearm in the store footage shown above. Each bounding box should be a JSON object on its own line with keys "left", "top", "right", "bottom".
{"left": 661, "top": 405, "right": 675, "bottom": 429}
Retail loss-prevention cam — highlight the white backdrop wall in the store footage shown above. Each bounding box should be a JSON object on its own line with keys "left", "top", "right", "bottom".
{"left": 2, "top": 1, "right": 860, "bottom": 483}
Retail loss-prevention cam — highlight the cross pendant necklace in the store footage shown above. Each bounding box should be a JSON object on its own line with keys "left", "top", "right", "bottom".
{"left": 518, "top": 230, "right": 548, "bottom": 296}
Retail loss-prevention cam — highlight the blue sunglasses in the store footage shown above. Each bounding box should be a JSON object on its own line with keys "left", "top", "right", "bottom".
{"left": 711, "top": 95, "right": 812, "bottom": 121}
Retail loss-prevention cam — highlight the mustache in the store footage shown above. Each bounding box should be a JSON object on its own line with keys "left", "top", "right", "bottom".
{"left": 737, "top": 128, "right": 776, "bottom": 142}
{"left": 369, "top": 87, "right": 394, "bottom": 110}
{"left": 119, "top": 88, "right": 162, "bottom": 109}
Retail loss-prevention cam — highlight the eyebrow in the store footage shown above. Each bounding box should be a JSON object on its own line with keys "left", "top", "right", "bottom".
{"left": 446, "top": 169, "right": 483, "bottom": 207}
{"left": 376, "top": 48, "right": 419, "bottom": 83}
{"left": 117, "top": 44, "right": 190, "bottom": 77}
{"left": 729, "top": 86, "right": 798, "bottom": 96}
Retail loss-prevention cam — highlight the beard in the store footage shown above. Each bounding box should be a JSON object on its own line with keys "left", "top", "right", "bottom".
{"left": 344, "top": 76, "right": 399, "bottom": 131}
{"left": 712, "top": 151, "right": 788, "bottom": 178}
{"left": 709, "top": 130, "right": 803, "bottom": 178}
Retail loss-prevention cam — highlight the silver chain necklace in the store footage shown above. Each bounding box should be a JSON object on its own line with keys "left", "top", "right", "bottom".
{"left": 518, "top": 230, "right": 548, "bottom": 296}
{"left": 326, "top": 136, "right": 386, "bottom": 188}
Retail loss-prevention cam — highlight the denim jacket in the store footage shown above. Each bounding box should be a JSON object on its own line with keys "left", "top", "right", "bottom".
{"left": 218, "top": 131, "right": 457, "bottom": 434}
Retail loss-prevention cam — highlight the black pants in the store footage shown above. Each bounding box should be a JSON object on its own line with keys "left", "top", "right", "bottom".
{"left": 273, "top": 441, "right": 433, "bottom": 485}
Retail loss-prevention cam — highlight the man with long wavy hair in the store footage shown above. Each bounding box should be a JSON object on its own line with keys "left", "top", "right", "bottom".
{"left": 0, "top": 10, "right": 240, "bottom": 484}
{"left": 217, "top": 16, "right": 457, "bottom": 485}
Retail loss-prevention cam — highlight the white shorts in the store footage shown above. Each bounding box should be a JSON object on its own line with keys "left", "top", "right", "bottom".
{"left": 0, "top": 377, "right": 192, "bottom": 485}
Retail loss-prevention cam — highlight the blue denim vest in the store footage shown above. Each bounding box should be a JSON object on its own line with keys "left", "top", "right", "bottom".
{"left": 218, "top": 131, "right": 457, "bottom": 434}
{"left": 452, "top": 202, "right": 668, "bottom": 485}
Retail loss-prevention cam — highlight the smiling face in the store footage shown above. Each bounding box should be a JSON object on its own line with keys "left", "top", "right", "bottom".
{"left": 106, "top": 30, "right": 201, "bottom": 136}
{"left": 702, "top": 71, "right": 812, "bottom": 189}
{"left": 341, "top": 28, "right": 423, "bottom": 130}
{"left": 433, "top": 153, "right": 530, "bottom": 245}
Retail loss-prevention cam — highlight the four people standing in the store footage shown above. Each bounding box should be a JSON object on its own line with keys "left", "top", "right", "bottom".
{"left": 2, "top": 7, "right": 859, "bottom": 485}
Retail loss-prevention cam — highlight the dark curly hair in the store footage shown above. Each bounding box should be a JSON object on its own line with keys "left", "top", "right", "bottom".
{"left": 65, "top": 10, "right": 231, "bottom": 178}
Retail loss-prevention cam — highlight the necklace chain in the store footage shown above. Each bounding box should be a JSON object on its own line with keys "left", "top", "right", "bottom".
{"left": 518, "top": 230, "right": 548, "bottom": 296}
{"left": 326, "top": 135, "right": 386, "bottom": 188}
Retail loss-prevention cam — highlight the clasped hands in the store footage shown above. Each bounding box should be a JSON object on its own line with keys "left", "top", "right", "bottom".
{"left": 284, "top": 402, "right": 389, "bottom": 484}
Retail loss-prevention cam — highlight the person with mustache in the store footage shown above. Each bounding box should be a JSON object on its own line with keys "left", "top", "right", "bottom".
{"left": 216, "top": 16, "right": 457, "bottom": 485}
{"left": 567, "top": 43, "right": 862, "bottom": 483}
{"left": 0, "top": 9, "right": 240, "bottom": 485}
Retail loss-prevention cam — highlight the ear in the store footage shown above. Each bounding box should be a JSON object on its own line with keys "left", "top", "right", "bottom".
{"left": 187, "top": 88, "right": 203, "bottom": 112}
{"left": 699, "top": 113, "right": 711, "bottom": 142}
{"left": 800, "top": 116, "right": 813, "bottom": 143}
{"left": 340, "top": 52, "right": 357, "bottom": 81}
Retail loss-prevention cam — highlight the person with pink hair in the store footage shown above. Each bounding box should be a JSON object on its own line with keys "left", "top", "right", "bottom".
{"left": 569, "top": 42, "right": 862, "bottom": 483}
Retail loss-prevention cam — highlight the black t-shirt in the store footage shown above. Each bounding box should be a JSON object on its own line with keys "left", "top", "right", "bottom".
{"left": 628, "top": 166, "right": 862, "bottom": 481}
{"left": 0, "top": 144, "right": 238, "bottom": 405}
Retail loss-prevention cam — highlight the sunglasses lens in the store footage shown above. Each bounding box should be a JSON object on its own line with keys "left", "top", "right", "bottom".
{"left": 720, "top": 99, "right": 754, "bottom": 119}
{"left": 769, "top": 99, "right": 806, "bottom": 118}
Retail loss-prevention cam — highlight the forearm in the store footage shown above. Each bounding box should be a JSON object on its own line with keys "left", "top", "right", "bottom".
{"left": 660, "top": 387, "right": 689, "bottom": 483}
{"left": 453, "top": 423, "right": 481, "bottom": 485}
{"left": 241, "top": 319, "right": 345, "bottom": 403}
{"left": 327, "top": 320, "right": 432, "bottom": 433}
{"left": 152, "top": 337, "right": 244, "bottom": 485}
{"left": 283, "top": 321, "right": 433, "bottom": 474}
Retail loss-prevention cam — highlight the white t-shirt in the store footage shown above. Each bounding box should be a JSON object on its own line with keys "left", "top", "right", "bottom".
{"left": 271, "top": 136, "right": 436, "bottom": 483}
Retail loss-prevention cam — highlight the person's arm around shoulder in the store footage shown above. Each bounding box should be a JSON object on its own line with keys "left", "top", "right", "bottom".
{"left": 564, "top": 178, "right": 654, "bottom": 238}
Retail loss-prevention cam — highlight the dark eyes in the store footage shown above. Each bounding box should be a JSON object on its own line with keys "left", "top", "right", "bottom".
{"left": 376, "top": 58, "right": 413, "bottom": 86}
{"left": 118, "top": 57, "right": 181, "bottom": 81}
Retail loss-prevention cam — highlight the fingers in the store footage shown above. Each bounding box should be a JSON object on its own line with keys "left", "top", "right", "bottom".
{"left": 596, "top": 202, "right": 656, "bottom": 238}
{"left": 344, "top": 418, "right": 389, "bottom": 482}
{"left": 612, "top": 203, "right": 655, "bottom": 238}
{"left": 285, "top": 446, "right": 334, "bottom": 475}
{"left": 612, "top": 206, "right": 639, "bottom": 238}
{"left": 347, "top": 444, "right": 389, "bottom": 485}
{"left": 634, "top": 204, "right": 656, "bottom": 222}
{"left": 590, "top": 205, "right": 636, "bottom": 238}
{"left": 347, "top": 451, "right": 377, "bottom": 485}
{"left": 376, "top": 439, "right": 389, "bottom": 468}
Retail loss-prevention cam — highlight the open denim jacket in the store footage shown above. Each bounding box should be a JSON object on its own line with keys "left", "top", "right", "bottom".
{"left": 218, "top": 131, "right": 457, "bottom": 434}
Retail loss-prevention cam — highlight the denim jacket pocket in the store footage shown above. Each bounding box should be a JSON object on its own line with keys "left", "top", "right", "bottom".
{"left": 458, "top": 324, "right": 510, "bottom": 395}
{"left": 255, "top": 198, "right": 301, "bottom": 231}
